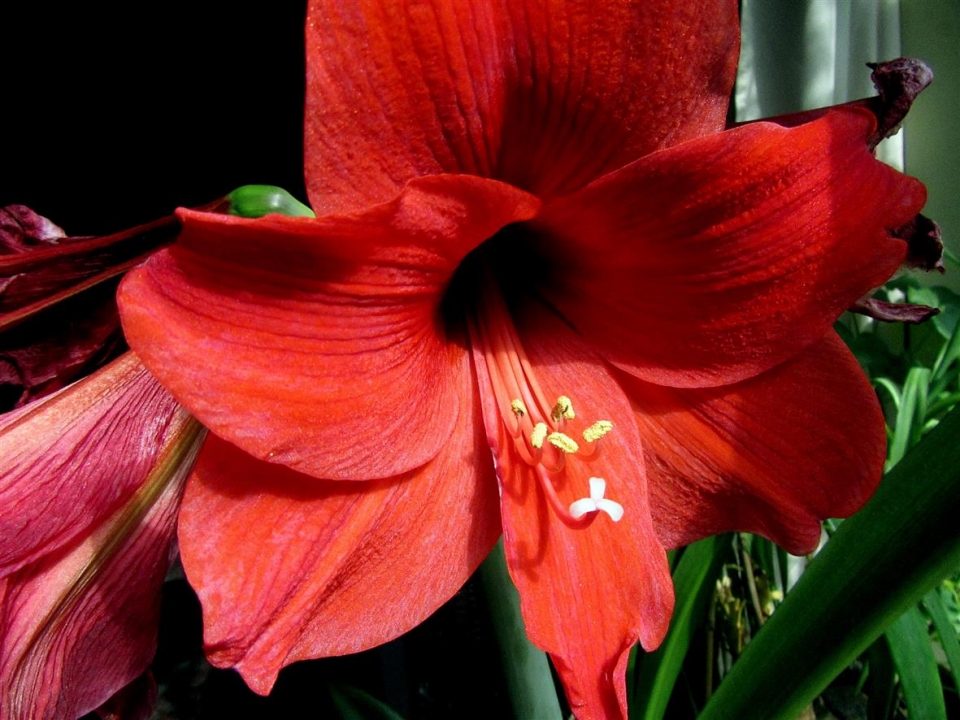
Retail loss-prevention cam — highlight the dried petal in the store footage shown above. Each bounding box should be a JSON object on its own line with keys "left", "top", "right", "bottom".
{"left": 850, "top": 297, "right": 940, "bottom": 324}
{"left": 865, "top": 58, "right": 935, "bottom": 148}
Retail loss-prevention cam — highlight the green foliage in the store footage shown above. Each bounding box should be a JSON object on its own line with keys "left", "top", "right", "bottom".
{"left": 628, "top": 536, "right": 732, "bottom": 719}
{"left": 924, "top": 589, "right": 960, "bottom": 704}
{"left": 479, "top": 541, "right": 564, "bottom": 720}
{"left": 698, "top": 403, "right": 960, "bottom": 719}
{"left": 328, "top": 683, "right": 407, "bottom": 720}
{"left": 886, "top": 607, "right": 948, "bottom": 720}
{"left": 695, "top": 284, "right": 960, "bottom": 719}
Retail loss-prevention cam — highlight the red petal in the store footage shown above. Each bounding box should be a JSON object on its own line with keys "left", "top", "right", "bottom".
{"left": 474, "top": 298, "right": 672, "bottom": 720}
{"left": 536, "top": 108, "right": 927, "bottom": 388}
{"left": 119, "top": 175, "right": 539, "bottom": 481}
{"left": 0, "top": 353, "right": 183, "bottom": 575}
{"left": 0, "top": 401, "right": 201, "bottom": 719}
{"left": 177, "top": 363, "right": 500, "bottom": 694}
{"left": 305, "top": 0, "right": 739, "bottom": 213}
{"left": 621, "top": 332, "right": 886, "bottom": 554}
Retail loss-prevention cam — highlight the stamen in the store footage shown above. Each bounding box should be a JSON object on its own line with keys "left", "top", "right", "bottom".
{"left": 569, "top": 477, "right": 625, "bottom": 522}
{"left": 478, "top": 285, "right": 552, "bottom": 418}
{"left": 530, "top": 423, "right": 548, "bottom": 449}
{"left": 547, "top": 432, "right": 579, "bottom": 454}
{"left": 583, "top": 420, "right": 613, "bottom": 442}
{"left": 466, "top": 271, "right": 626, "bottom": 531}
{"left": 550, "top": 396, "right": 575, "bottom": 422}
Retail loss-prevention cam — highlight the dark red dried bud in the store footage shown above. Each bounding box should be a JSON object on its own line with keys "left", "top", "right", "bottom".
{"left": 0, "top": 207, "right": 179, "bottom": 410}
{"left": 842, "top": 59, "right": 943, "bottom": 327}
{"left": 893, "top": 214, "right": 944, "bottom": 274}
{"left": 0, "top": 213, "right": 179, "bottom": 317}
{"left": 1, "top": 282, "right": 124, "bottom": 409}
{"left": 865, "top": 58, "right": 934, "bottom": 149}
{"left": 0, "top": 205, "right": 67, "bottom": 252}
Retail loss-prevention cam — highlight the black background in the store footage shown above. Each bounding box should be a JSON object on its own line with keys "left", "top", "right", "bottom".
{"left": 1, "top": 2, "right": 308, "bottom": 234}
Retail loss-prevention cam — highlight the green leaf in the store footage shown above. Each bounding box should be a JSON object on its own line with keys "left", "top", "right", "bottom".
{"left": 629, "top": 535, "right": 731, "bottom": 720}
{"left": 873, "top": 377, "right": 902, "bottom": 411}
{"left": 885, "top": 606, "right": 947, "bottom": 719}
{"left": 864, "top": 640, "right": 897, "bottom": 720}
{"left": 847, "top": 332, "right": 903, "bottom": 383}
{"left": 478, "top": 541, "right": 563, "bottom": 720}
{"left": 226, "top": 185, "right": 316, "bottom": 218}
{"left": 747, "top": 535, "right": 787, "bottom": 593}
{"left": 887, "top": 366, "right": 931, "bottom": 468}
{"left": 699, "top": 404, "right": 960, "bottom": 720}
{"left": 905, "top": 284, "right": 960, "bottom": 341}
{"left": 924, "top": 589, "right": 960, "bottom": 696}
{"left": 328, "top": 683, "right": 406, "bottom": 720}
{"left": 929, "top": 286, "right": 960, "bottom": 340}
{"left": 932, "top": 314, "right": 960, "bottom": 389}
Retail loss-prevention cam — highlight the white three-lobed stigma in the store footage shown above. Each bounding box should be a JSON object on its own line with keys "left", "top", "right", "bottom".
{"left": 568, "top": 477, "right": 624, "bottom": 522}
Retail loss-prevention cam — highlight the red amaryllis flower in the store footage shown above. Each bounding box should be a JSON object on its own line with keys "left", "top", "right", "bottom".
{"left": 116, "top": 1, "right": 927, "bottom": 717}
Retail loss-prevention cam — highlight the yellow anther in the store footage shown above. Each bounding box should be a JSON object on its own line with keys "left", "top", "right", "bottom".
{"left": 530, "top": 423, "right": 548, "bottom": 449}
{"left": 550, "top": 396, "right": 575, "bottom": 422}
{"left": 510, "top": 398, "right": 528, "bottom": 417}
{"left": 547, "top": 432, "right": 579, "bottom": 454}
{"left": 582, "top": 420, "right": 613, "bottom": 442}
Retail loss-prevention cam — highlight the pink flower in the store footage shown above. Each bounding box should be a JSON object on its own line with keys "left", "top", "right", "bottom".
{"left": 0, "top": 354, "right": 203, "bottom": 719}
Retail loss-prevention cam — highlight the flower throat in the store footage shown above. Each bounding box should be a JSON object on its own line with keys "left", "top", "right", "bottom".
{"left": 445, "top": 224, "right": 624, "bottom": 528}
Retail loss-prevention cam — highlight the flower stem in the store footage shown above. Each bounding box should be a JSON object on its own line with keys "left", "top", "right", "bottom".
{"left": 478, "top": 540, "right": 563, "bottom": 720}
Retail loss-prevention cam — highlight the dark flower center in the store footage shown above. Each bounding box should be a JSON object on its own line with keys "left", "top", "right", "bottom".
{"left": 440, "top": 222, "right": 548, "bottom": 331}
{"left": 438, "top": 220, "right": 623, "bottom": 529}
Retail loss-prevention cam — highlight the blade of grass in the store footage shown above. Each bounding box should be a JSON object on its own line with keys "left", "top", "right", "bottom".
{"left": 699, "top": 404, "right": 960, "bottom": 720}
{"left": 885, "top": 606, "right": 947, "bottom": 719}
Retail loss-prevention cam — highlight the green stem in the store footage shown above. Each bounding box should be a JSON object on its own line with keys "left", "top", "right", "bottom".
{"left": 478, "top": 540, "right": 563, "bottom": 720}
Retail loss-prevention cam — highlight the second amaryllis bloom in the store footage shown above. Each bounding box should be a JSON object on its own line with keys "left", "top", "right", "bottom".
{"left": 0, "top": 354, "right": 204, "bottom": 719}
{"left": 111, "top": 1, "right": 928, "bottom": 718}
